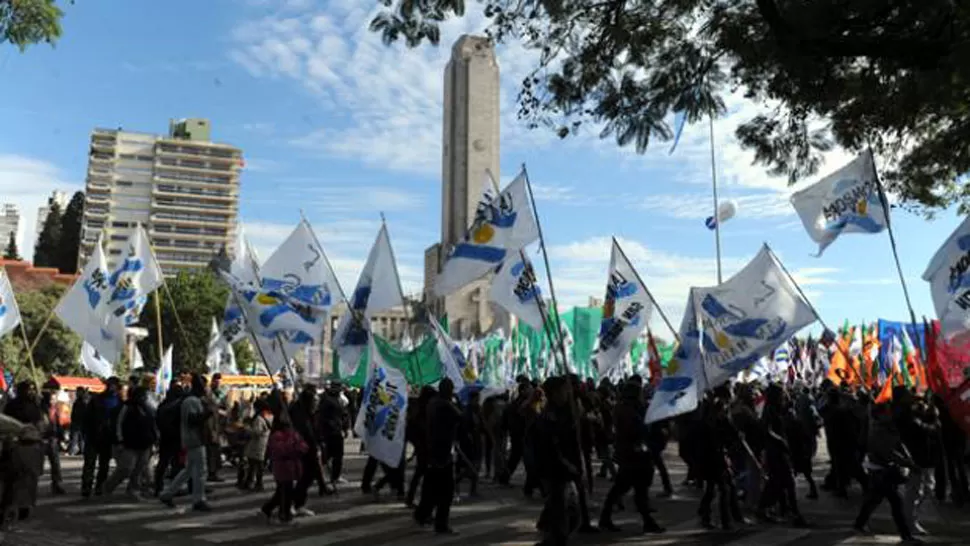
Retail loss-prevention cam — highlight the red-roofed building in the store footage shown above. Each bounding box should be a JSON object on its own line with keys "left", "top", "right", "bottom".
{"left": 0, "top": 259, "right": 78, "bottom": 291}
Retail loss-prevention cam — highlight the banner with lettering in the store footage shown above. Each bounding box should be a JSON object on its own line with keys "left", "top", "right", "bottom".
{"left": 593, "top": 239, "right": 654, "bottom": 377}
{"left": 434, "top": 171, "right": 539, "bottom": 295}
{"left": 923, "top": 215, "right": 970, "bottom": 343}
{"left": 489, "top": 254, "right": 546, "bottom": 330}
{"left": 353, "top": 336, "right": 408, "bottom": 467}
{"left": 693, "top": 245, "right": 816, "bottom": 388}
{"left": 645, "top": 288, "right": 703, "bottom": 424}
{"left": 790, "top": 151, "right": 887, "bottom": 256}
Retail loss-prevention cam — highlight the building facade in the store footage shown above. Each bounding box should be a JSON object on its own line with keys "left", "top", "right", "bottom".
{"left": 320, "top": 303, "right": 411, "bottom": 376}
{"left": 36, "top": 190, "right": 69, "bottom": 240}
{"left": 423, "top": 35, "right": 509, "bottom": 338}
{"left": 0, "top": 204, "right": 20, "bottom": 252}
{"left": 80, "top": 119, "right": 242, "bottom": 275}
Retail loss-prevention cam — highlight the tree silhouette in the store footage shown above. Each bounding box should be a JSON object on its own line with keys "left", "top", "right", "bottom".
{"left": 3, "top": 231, "right": 19, "bottom": 260}
{"left": 33, "top": 201, "right": 62, "bottom": 268}
{"left": 372, "top": 0, "right": 970, "bottom": 213}
{"left": 57, "top": 191, "right": 84, "bottom": 273}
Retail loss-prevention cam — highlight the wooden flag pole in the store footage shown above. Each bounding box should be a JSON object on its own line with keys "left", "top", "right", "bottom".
{"left": 521, "top": 164, "right": 572, "bottom": 375}
{"left": 17, "top": 314, "right": 41, "bottom": 392}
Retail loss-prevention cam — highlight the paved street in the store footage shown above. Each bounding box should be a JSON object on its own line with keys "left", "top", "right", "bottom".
{"left": 6, "top": 440, "right": 970, "bottom": 545}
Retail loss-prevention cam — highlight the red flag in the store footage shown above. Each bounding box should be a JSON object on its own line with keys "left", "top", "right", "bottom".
{"left": 0, "top": 365, "right": 6, "bottom": 392}
{"left": 946, "top": 379, "right": 970, "bottom": 436}
{"left": 646, "top": 330, "right": 663, "bottom": 387}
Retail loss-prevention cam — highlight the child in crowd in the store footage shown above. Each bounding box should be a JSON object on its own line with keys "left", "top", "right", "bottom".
{"left": 240, "top": 399, "right": 271, "bottom": 491}
{"left": 260, "top": 413, "right": 307, "bottom": 524}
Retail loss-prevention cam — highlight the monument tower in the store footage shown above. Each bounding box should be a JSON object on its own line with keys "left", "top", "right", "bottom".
{"left": 424, "top": 35, "right": 509, "bottom": 337}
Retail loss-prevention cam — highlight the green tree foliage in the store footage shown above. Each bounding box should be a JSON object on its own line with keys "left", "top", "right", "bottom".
{"left": 0, "top": 283, "right": 81, "bottom": 380}
{"left": 136, "top": 269, "right": 229, "bottom": 374}
{"left": 371, "top": 0, "right": 970, "bottom": 212}
{"left": 0, "top": 0, "right": 64, "bottom": 51}
{"left": 232, "top": 339, "right": 258, "bottom": 375}
{"left": 3, "top": 231, "right": 20, "bottom": 260}
{"left": 57, "top": 191, "right": 84, "bottom": 274}
{"left": 33, "top": 201, "right": 61, "bottom": 268}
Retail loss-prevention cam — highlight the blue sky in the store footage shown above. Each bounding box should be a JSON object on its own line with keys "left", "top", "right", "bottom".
{"left": 0, "top": 0, "right": 961, "bottom": 336}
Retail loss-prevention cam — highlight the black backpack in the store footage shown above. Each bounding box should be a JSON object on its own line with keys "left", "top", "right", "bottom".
{"left": 156, "top": 397, "right": 184, "bottom": 445}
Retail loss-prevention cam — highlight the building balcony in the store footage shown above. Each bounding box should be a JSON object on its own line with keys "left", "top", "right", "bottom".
{"left": 152, "top": 186, "right": 236, "bottom": 202}
{"left": 85, "top": 208, "right": 109, "bottom": 219}
{"left": 150, "top": 213, "right": 232, "bottom": 228}
{"left": 148, "top": 228, "right": 228, "bottom": 242}
{"left": 154, "top": 159, "right": 235, "bottom": 176}
{"left": 155, "top": 146, "right": 240, "bottom": 165}
{"left": 153, "top": 172, "right": 234, "bottom": 189}
{"left": 151, "top": 200, "right": 235, "bottom": 216}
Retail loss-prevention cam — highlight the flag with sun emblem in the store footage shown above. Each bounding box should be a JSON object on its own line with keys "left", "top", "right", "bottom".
{"left": 354, "top": 335, "right": 409, "bottom": 467}
{"left": 434, "top": 171, "right": 539, "bottom": 295}
{"left": 0, "top": 269, "right": 21, "bottom": 339}
{"left": 692, "top": 245, "right": 816, "bottom": 388}
{"left": 790, "top": 151, "right": 887, "bottom": 256}
{"left": 593, "top": 238, "right": 654, "bottom": 378}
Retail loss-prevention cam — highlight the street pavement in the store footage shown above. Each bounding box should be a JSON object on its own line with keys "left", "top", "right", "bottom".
{"left": 7, "top": 440, "right": 970, "bottom": 545}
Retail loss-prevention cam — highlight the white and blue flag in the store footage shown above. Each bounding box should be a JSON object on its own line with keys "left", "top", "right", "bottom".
{"left": 489, "top": 255, "right": 545, "bottom": 330}
{"left": 0, "top": 269, "right": 21, "bottom": 339}
{"left": 923, "top": 215, "right": 970, "bottom": 341}
{"left": 593, "top": 238, "right": 654, "bottom": 378}
{"left": 55, "top": 237, "right": 122, "bottom": 362}
{"left": 693, "top": 245, "right": 816, "bottom": 388}
{"left": 434, "top": 171, "right": 539, "bottom": 295}
{"left": 334, "top": 224, "right": 405, "bottom": 378}
{"left": 790, "top": 151, "right": 887, "bottom": 256}
{"left": 645, "top": 288, "right": 704, "bottom": 424}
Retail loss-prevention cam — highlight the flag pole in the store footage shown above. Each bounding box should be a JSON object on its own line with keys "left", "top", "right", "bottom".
{"left": 521, "top": 165, "right": 572, "bottom": 376}
{"left": 709, "top": 115, "right": 724, "bottom": 284}
{"left": 483, "top": 170, "right": 565, "bottom": 375}
{"left": 380, "top": 213, "right": 421, "bottom": 384}
{"left": 869, "top": 147, "right": 919, "bottom": 328}
{"left": 17, "top": 319, "right": 41, "bottom": 391}
{"left": 153, "top": 291, "right": 165, "bottom": 370}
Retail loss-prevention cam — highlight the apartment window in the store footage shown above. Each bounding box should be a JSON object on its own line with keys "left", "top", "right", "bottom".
{"left": 110, "top": 234, "right": 127, "bottom": 241}
{"left": 116, "top": 180, "right": 133, "bottom": 187}
{"left": 109, "top": 249, "right": 122, "bottom": 256}
{"left": 111, "top": 221, "right": 129, "bottom": 228}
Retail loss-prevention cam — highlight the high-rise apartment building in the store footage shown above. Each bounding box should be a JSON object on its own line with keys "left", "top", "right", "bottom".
{"left": 80, "top": 118, "right": 242, "bottom": 275}
{"left": 423, "top": 35, "right": 508, "bottom": 338}
{"left": 36, "top": 190, "right": 69, "bottom": 240}
{"left": 0, "top": 204, "right": 20, "bottom": 252}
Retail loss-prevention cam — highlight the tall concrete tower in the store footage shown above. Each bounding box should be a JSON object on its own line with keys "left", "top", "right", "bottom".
{"left": 424, "top": 35, "right": 509, "bottom": 338}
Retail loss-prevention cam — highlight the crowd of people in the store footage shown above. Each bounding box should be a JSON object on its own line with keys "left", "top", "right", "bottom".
{"left": 0, "top": 369, "right": 967, "bottom": 546}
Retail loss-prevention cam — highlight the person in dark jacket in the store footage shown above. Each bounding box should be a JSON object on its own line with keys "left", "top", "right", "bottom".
{"left": 534, "top": 376, "right": 582, "bottom": 546}
{"left": 598, "top": 381, "right": 665, "bottom": 534}
{"left": 154, "top": 381, "right": 185, "bottom": 497}
{"left": 405, "top": 386, "right": 436, "bottom": 507}
{"left": 68, "top": 388, "right": 89, "bottom": 456}
{"left": 4, "top": 381, "right": 64, "bottom": 495}
{"left": 414, "top": 378, "right": 461, "bottom": 534}
{"left": 104, "top": 386, "right": 157, "bottom": 498}
{"left": 79, "top": 377, "right": 122, "bottom": 497}
{"left": 289, "top": 385, "right": 323, "bottom": 516}
{"left": 895, "top": 391, "right": 940, "bottom": 536}
{"left": 317, "top": 382, "right": 347, "bottom": 485}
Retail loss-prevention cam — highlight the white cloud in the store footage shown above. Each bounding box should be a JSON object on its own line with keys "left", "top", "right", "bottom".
{"left": 247, "top": 185, "right": 424, "bottom": 213}
{"left": 229, "top": 2, "right": 548, "bottom": 176}
{"left": 0, "top": 154, "right": 81, "bottom": 259}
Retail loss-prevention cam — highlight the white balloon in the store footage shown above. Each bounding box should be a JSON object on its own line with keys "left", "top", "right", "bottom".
{"left": 717, "top": 200, "right": 737, "bottom": 223}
